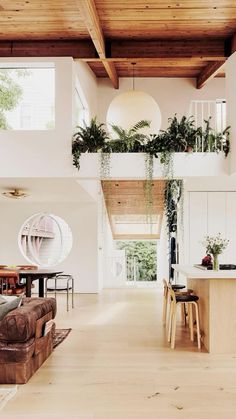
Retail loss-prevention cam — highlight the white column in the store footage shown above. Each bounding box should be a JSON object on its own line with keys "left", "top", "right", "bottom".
{"left": 225, "top": 52, "right": 236, "bottom": 174}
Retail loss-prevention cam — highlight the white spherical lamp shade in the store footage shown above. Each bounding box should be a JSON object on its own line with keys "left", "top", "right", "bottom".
{"left": 106, "top": 90, "right": 161, "bottom": 136}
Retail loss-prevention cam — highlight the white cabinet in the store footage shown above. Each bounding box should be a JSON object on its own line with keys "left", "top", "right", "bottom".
{"left": 188, "top": 191, "right": 236, "bottom": 264}
{"left": 226, "top": 192, "right": 236, "bottom": 263}
{"left": 189, "top": 192, "right": 207, "bottom": 264}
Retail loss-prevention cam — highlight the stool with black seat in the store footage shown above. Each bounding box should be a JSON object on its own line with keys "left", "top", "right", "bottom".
{"left": 45, "top": 274, "right": 74, "bottom": 312}
{"left": 162, "top": 279, "right": 186, "bottom": 326}
{"left": 168, "top": 286, "right": 201, "bottom": 349}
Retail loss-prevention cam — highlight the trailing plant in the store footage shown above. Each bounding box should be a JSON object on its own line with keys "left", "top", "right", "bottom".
{"left": 144, "top": 153, "right": 154, "bottom": 229}
{"left": 164, "top": 179, "right": 184, "bottom": 236}
{"left": 99, "top": 152, "right": 111, "bottom": 179}
{"left": 72, "top": 117, "right": 108, "bottom": 169}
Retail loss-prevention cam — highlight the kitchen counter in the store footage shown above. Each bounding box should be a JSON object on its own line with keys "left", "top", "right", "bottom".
{"left": 172, "top": 264, "right": 236, "bottom": 354}
{"left": 172, "top": 264, "right": 236, "bottom": 279}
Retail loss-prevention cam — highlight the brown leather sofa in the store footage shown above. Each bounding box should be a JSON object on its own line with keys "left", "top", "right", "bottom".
{"left": 0, "top": 297, "right": 56, "bottom": 384}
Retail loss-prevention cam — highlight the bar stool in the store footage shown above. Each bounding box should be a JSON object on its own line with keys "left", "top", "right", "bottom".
{"left": 168, "top": 286, "right": 201, "bottom": 349}
{"left": 162, "top": 279, "right": 186, "bottom": 326}
{"left": 45, "top": 274, "right": 74, "bottom": 312}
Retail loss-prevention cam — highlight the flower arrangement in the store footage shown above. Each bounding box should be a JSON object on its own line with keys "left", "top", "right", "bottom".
{"left": 204, "top": 233, "right": 229, "bottom": 270}
{"left": 205, "top": 233, "right": 229, "bottom": 255}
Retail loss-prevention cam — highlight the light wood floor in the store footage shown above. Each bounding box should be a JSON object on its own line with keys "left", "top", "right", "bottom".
{"left": 2, "top": 289, "right": 236, "bottom": 419}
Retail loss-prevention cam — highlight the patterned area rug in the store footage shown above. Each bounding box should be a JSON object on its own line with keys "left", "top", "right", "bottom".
{"left": 0, "top": 386, "right": 17, "bottom": 410}
{"left": 53, "top": 328, "right": 71, "bottom": 349}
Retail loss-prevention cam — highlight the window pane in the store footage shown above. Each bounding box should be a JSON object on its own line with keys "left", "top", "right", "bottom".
{"left": 0, "top": 67, "right": 55, "bottom": 130}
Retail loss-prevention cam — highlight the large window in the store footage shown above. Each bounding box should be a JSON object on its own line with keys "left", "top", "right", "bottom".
{"left": 0, "top": 64, "right": 55, "bottom": 130}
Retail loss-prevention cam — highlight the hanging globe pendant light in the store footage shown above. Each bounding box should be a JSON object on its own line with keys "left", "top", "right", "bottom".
{"left": 106, "top": 63, "right": 162, "bottom": 136}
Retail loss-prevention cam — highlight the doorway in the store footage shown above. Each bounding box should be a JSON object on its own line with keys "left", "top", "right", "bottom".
{"left": 116, "top": 240, "right": 157, "bottom": 286}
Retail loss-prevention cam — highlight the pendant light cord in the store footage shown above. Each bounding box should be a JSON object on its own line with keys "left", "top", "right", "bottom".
{"left": 131, "top": 62, "right": 136, "bottom": 91}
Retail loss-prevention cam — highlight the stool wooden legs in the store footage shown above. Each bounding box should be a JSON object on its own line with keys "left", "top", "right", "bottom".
{"left": 162, "top": 287, "right": 168, "bottom": 325}
{"left": 193, "top": 301, "right": 201, "bottom": 349}
{"left": 169, "top": 301, "right": 201, "bottom": 350}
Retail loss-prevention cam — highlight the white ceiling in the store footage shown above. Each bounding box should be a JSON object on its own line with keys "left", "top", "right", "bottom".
{"left": 0, "top": 178, "right": 96, "bottom": 203}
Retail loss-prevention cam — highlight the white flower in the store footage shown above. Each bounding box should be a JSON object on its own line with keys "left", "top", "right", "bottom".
{"left": 203, "top": 233, "right": 229, "bottom": 256}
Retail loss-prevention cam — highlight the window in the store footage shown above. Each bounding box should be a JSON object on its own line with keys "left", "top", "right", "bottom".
{"left": 0, "top": 64, "right": 55, "bottom": 130}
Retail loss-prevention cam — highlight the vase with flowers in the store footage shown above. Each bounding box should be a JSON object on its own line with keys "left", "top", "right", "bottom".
{"left": 204, "top": 233, "right": 229, "bottom": 271}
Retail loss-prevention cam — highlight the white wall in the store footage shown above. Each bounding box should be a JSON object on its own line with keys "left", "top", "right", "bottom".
{"left": 97, "top": 77, "right": 225, "bottom": 130}
{"left": 0, "top": 202, "right": 99, "bottom": 293}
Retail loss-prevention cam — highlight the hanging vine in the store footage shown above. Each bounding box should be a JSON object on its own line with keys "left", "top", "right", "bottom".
{"left": 164, "top": 179, "right": 184, "bottom": 236}
{"left": 144, "top": 153, "right": 154, "bottom": 231}
{"left": 99, "top": 152, "right": 111, "bottom": 179}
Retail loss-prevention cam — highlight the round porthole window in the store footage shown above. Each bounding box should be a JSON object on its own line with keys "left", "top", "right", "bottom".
{"left": 18, "top": 213, "right": 73, "bottom": 268}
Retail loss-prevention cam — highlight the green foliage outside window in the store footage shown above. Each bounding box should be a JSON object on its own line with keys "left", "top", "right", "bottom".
{"left": 116, "top": 240, "right": 157, "bottom": 281}
{"left": 0, "top": 69, "right": 27, "bottom": 129}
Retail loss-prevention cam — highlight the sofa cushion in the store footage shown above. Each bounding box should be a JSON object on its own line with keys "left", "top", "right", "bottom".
{"left": 0, "top": 295, "right": 6, "bottom": 305}
{"left": 0, "top": 296, "right": 22, "bottom": 321}
{"left": 0, "top": 297, "right": 56, "bottom": 343}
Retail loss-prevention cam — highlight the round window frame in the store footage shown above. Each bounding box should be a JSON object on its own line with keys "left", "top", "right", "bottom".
{"left": 18, "top": 212, "right": 73, "bottom": 268}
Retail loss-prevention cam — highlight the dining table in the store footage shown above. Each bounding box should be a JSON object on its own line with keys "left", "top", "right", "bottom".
{"left": 18, "top": 269, "right": 63, "bottom": 297}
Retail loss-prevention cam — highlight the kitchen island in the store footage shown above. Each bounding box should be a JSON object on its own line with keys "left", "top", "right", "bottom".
{"left": 172, "top": 264, "right": 236, "bottom": 354}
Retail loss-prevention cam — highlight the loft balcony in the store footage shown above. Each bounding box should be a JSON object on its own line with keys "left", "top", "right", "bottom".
{"left": 77, "top": 152, "right": 229, "bottom": 180}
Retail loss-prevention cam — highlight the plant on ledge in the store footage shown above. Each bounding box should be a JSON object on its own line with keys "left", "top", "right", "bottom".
{"left": 145, "top": 115, "right": 200, "bottom": 177}
{"left": 196, "top": 118, "right": 230, "bottom": 156}
{"left": 72, "top": 115, "right": 230, "bottom": 174}
{"left": 103, "top": 120, "right": 150, "bottom": 153}
{"left": 101, "top": 119, "right": 150, "bottom": 179}
{"left": 72, "top": 117, "right": 108, "bottom": 169}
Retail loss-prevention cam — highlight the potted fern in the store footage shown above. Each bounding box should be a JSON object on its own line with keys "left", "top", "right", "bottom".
{"left": 103, "top": 120, "right": 150, "bottom": 153}
{"left": 72, "top": 117, "right": 108, "bottom": 169}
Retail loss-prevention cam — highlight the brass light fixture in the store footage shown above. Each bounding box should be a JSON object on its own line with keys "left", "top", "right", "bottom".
{"left": 2, "top": 189, "right": 28, "bottom": 199}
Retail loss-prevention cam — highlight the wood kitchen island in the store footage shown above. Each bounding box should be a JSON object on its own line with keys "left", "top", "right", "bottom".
{"left": 172, "top": 265, "right": 236, "bottom": 354}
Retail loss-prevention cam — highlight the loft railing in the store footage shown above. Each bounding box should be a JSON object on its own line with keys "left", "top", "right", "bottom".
{"left": 189, "top": 100, "right": 227, "bottom": 152}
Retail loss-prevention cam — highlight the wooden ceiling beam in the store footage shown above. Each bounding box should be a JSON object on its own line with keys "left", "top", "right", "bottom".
{"left": 0, "top": 39, "right": 227, "bottom": 62}
{"left": 109, "top": 39, "right": 227, "bottom": 59}
{"left": 84, "top": 57, "right": 226, "bottom": 64}
{"left": 0, "top": 40, "right": 97, "bottom": 58}
{"left": 76, "top": 0, "right": 118, "bottom": 89}
{"left": 197, "top": 61, "right": 226, "bottom": 89}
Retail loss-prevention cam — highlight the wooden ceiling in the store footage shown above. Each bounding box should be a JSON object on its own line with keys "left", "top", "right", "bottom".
{"left": 102, "top": 180, "right": 165, "bottom": 239}
{"left": 0, "top": 1, "right": 236, "bottom": 88}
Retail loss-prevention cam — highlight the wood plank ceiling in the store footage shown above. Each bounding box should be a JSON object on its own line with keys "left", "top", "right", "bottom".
{"left": 102, "top": 180, "right": 166, "bottom": 239}
{"left": 0, "top": 0, "right": 236, "bottom": 87}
